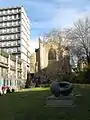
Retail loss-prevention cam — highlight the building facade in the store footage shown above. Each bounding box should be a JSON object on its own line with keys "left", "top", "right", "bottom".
{"left": 0, "top": 6, "right": 30, "bottom": 80}
{"left": 0, "top": 49, "right": 25, "bottom": 89}
{"left": 33, "top": 37, "right": 71, "bottom": 80}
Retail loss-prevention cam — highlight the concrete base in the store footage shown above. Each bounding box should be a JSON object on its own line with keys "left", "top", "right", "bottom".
{"left": 46, "top": 95, "right": 75, "bottom": 107}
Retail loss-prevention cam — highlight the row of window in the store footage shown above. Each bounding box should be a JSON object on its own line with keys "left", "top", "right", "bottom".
{"left": 0, "top": 14, "right": 20, "bottom": 21}
{"left": 0, "top": 21, "right": 20, "bottom": 27}
{"left": 0, "top": 55, "right": 22, "bottom": 68}
{"left": 0, "top": 55, "right": 8, "bottom": 64}
{"left": 2, "top": 47, "right": 21, "bottom": 53}
{"left": 0, "top": 8, "right": 20, "bottom": 15}
{"left": 10, "top": 60, "right": 16, "bottom": 67}
{"left": 0, "top": 34, "right": 20, "bottom": 40}
{"left": 0, "top": 79, "right": 22, "bottom": 86}
{"left": 0, "top": 40, "right": 20, "bottom": 47}
{"left": 0, "top": 27, "right": 20, "bottom": 34}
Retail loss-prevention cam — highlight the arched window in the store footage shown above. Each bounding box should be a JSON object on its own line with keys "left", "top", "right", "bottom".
{"left": 48, "top": 48, "right": 56, "bottom": 60}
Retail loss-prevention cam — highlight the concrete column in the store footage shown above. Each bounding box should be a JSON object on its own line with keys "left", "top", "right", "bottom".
{"left": 25, "top": 63, "right": 27, "bottom": 80}
{"left": 8, "top": 55, "right": 10, "bottom": 79}
{"left": 16, "top": 56, "right": 18, "bottom": 80}
{"left": 21, "top": 61, "right": 23, "bottom": 79}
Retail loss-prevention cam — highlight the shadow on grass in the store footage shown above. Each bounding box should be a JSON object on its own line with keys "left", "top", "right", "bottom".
{"left": 0, "top": 87, "right": 90, "bottom": 120}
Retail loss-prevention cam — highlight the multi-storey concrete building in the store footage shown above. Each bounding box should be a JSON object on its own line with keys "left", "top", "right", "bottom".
{"left": 0, "top": 6, "right": 30, "bottom": 80}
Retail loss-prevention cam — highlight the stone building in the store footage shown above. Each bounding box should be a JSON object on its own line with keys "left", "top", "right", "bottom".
{"left": 30, "top": 37, "right": 71, "bottom": 79}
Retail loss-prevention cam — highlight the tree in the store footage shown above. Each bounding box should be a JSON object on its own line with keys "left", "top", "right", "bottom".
{"left": 65, "top": 17, "right": 90, "bottom": 66}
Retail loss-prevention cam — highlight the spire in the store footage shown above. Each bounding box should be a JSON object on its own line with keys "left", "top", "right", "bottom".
{"left": 39, "top": 37, "right": 42, "bottom": 43}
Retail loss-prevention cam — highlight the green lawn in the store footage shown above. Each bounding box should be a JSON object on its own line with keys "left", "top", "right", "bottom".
{"left": 0, "top": 86, "right": 90, "bottom": 120}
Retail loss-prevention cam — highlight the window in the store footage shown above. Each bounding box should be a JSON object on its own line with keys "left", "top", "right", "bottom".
{"left": 18, "top": 47, "right": 21, "bottom": 52}
{"left": 9, "top": 29, "right": 12, "bottom": 33}
{"left": 18, "top": 27, "right": 20, "bottom": 32}
{"left": 12, "top": 9, "right": 14, "bottom": 13}
{"left": 0, "top": 29, "right": 2, "bottom": 34}
{"left": 18, "top": 40, "right": 21, "bottom": 45}
{"left": 0, "top": 43, "right": 2, "bottom": 47}
{"left": 16, "top": 14, "right": 19, "bottom": 19}
{"left": 10, "top": 48, "right": 13, "bottom": 53}
{"left": 8, "top": 35, "right": 12, "bottom": 39}
{"left": 0, "top": 36, "right": 2, "bottom": 40}
{"left": 3, "top": 42, "right": 7, "bottom": 46}
{"left": 11, "top": 35, "right": 14, "bottom": 39}
{"left": 15, "top": 9, "right": 18, "bottom": 13}
{"left": 7, "top": 41, "right": 10, "bottom": 46}
{"left": 14, "top": 15, "right": 17, "bottom": 19}
{"left": 0, "top": 23, "right": 2, "bottom": 27}
{"left": 17, "top": 34, "right": 20, "bottom": 38}
{"left": 5, "top": 16, "right": 7, "bottom": 20}
{"left": 4, "top": 35, "right": 7, "bottom": 40}
{"left": 0, "top": 17, "right": 3, "bottom": 21}
{"left": 13, "top": 41, "right": 17, "bottom": 46}
{"left": 13, "top": 48, "right": 17, "bottom": 52}
{"left": 8, "top": 48, "right": 11, "bottom": 53}
{"left": 8, "top": 9, "right": 11, "bottom": 14}
{"left": 3, "top": 29, "right": 7, "bottom": 33}
{"left": 5, "top": 10, "right": 7, "bottom": 14}
{"left": 13, "top": 28, "right": 16, "bottom": 32}
{"left": 48, "top": 48, "right": 56, "bottom": 60}
{"left": 14, "top": 22, "right": 16, "bottom": 26}
{"left": 7, "top": 22, "right": 9, "bottom": 26}
{"left": 0, "top": 36, "right": 2, "bottom": 41}
{"left": 12, "top": 21, "right": 14, "bottom": 26}
{"left": 3, "top": 23, "right": 7, "bottom": 27}
{"left": 16, "top": 21, "right": 18, "bottom": 25}
{"left": 5, "top": 29, "right": 7, "bottom": 33}
{"left": 7, "top": 29, "right": 9, "bottom": 33}
{"left": 3, "top": 10, "right": 5, "bottom": 14}
{"left": 0, "top": 11, "right": 3, "bottom": 15}
{"left": 9, "top": 22, "right": 12, "bottom": 26}
{"left": 3, "top": 16, "right": 5, "bottom": 20}
{"left": 9, "top": 16, "right": 12, "bottom": 20}
{"left": 2, "top": 36, "right": 4, "bottom": 40}
{"left": 4, "top": 49, "right": 7, "bottom": 52}
{"left": 12, "top": 15, "right": 14, "bottom": 19}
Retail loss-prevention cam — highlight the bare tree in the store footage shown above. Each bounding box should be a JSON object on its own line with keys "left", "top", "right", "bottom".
{"left": 65, "top": 17, "right": 90, "bottom": 66}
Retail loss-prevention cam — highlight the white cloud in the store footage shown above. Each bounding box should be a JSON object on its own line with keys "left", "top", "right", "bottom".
{"left": 47, "top": 6, "right": 90, "bottom": 29}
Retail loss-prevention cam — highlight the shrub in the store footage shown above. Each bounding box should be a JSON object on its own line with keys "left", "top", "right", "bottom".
{"left": 73, "top": 68, "right": 90, "bottom": 84}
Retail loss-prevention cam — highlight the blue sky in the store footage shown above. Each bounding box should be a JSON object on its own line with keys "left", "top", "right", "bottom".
{"left": 0, "top": 0, "right": 90, "bottom": 50}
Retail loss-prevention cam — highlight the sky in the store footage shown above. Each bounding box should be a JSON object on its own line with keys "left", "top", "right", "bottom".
{"left": 0, "top": 0, "right": 90, "bottom": 51}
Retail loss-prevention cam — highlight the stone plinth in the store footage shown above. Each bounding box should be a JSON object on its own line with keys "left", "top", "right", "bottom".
{"left": 46, "top": 95, "right": 75, "bottom": 107}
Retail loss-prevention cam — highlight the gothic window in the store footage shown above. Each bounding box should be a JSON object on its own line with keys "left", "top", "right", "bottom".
{"left": 48, "top": 48, "right": 56, "bottom": 60}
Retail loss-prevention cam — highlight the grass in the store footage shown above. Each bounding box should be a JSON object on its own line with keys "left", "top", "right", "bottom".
{"left": 0, "top": 86, "right": 90, "bottom": 120}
